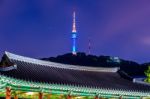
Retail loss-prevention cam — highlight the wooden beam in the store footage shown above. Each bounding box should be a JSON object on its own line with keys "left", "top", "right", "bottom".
{"left": 6, "top": 87, "right": 11, "bottom": 99}
{"left": 67, "top": 95, "right": 72, "bottom": 99}
{"left": 38, "top": 92, "right": 43, "bottom": 99}
{"left": 14, "top": 95, "right": 18, "bottom": 99}
{"left": 47, "top": 94, "right": 51, "bottom": 99}
{"left": 119, "top": 96, "right": 122, "bottom": 99}
{"left": 95, "top": 96, "right": 99, "bottom": 99}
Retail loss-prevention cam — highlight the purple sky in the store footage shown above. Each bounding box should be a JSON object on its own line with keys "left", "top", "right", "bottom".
{"left": 0, "top": 0, "right": 150, "bottom": 63}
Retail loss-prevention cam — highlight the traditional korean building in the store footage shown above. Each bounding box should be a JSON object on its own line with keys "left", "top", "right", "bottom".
{"left": 0, "top": 51, "right": 150, "bottom": 99}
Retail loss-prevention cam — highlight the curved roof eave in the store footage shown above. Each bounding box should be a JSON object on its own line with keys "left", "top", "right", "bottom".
{"left": 4, "top": 51, "right": 119, "bottom": 72}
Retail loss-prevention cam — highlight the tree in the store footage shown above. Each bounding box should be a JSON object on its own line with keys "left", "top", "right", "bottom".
{"left": 144, "top": 66, "right": 150, "bottom": 83}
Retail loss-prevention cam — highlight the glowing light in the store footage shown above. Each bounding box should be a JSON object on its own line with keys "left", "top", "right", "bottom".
{"left": 72, "top": 11, "right": 76, "bottom": 33}
{"left": 75, "top": 96, "right": 85, "bottom": 99}
{"left": 26, "top": 92, "right": 34, "bottom": 95}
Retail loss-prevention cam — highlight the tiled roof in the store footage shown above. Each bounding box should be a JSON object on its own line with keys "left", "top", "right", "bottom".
{"left": 0, "top": 51, "right": 150, "bottom": 92}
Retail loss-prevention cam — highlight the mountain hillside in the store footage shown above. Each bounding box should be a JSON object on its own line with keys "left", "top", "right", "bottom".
{"left": 42, "top": 52, "right": 149, "bottom": 77}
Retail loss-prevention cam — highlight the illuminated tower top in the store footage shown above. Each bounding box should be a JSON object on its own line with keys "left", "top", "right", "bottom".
{"left": 71, "top": 11, "right": 77, "bottom": 55}
{"left": 72, "top": 11, "right": 76, "bottom": 33}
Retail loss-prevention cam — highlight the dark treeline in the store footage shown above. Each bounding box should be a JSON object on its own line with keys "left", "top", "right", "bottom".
{"left": 42, "top": 52, "right": 150, "bottom": 77}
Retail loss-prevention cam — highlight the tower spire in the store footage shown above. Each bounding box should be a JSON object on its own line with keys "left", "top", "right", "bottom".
{"left": 88, "top": 38, "right": 91, "bottom": 55}
{"left": 71, "top": 11, "right": 77, "bottom": 55}
{"left": 72, "top": 11, "right": 76, "bottom": 32}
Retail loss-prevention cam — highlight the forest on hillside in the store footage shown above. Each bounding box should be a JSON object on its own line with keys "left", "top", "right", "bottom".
{"left": 42, "top": 52, "right": 150, "bottom": 77}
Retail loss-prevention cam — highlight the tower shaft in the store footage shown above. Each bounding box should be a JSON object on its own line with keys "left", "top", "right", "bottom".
{"left": 72, "top": 11, "right": 77, "bottom": 55}
{"left": 88, "top": 38, "right": 91, "bottom": 55}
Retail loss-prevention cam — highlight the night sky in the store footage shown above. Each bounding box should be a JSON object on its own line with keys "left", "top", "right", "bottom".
{"left": 0, "top": 0, "right": 150, "bottom": 63}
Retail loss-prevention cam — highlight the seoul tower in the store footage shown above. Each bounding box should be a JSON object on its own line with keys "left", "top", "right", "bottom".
{"left": 72, "top": 11, "right": 77, "bottom": 55}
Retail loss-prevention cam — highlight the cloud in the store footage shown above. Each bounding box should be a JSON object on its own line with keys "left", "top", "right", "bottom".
{"left": 140, "top": 36, "right": 150, "bottom": 45}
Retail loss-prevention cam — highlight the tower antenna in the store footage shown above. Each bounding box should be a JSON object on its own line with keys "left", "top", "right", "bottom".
{"left": 88, "top": 38, "right": 91, "bottom": 55}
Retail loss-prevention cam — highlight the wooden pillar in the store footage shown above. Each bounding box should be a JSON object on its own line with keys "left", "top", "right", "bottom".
{"left": 6, "top": 87, "right": 11, "bottom": 99}
{"left": 95, "top": 96, "right": 99, "bottom": 99}
{"left": 59, "top": 95, "right": 63, "bottom": 99}
{"left": 38, "top": 93, "right": 43, "bottom": 99}
{"left": 47, "top": 94, "right": 51, "bottom": 99}
{"left": 119, "top": 96, "right": 122, "bottom": 99}
{"left": 140, "top": 96, "right": 143, "bottom": 99}
{"left": 67, "top": 95, "right": 72, "bottom": 99}
{"left": 14, "top": 95, "right": 18, "bottom": 99}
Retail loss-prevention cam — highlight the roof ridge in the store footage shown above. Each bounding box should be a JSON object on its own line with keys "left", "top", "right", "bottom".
{"left": 4, "top": 51, "right": 119, "bottom": 72}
